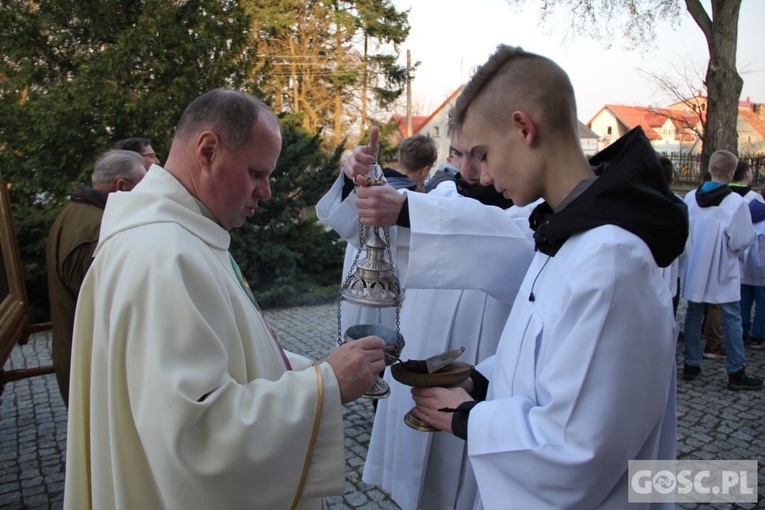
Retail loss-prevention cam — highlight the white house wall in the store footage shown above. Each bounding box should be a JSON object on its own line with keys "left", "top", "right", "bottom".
{"left": 589, "top": 111, "right": 628, "bottom": 151}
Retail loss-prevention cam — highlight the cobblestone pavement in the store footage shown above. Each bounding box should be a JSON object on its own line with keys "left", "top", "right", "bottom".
{"left": 0, "top": 302, "right": 762, "bottom": 509}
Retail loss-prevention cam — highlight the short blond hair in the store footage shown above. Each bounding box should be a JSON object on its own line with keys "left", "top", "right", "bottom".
{"left": 708, "top": 150, "right": 738, "bottom": 181}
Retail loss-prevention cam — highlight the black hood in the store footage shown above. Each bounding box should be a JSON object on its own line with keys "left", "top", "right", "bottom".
{"left": 695, "top": 184, "right": 732, "bottom": 208}
{"left": 731, "top": 184, "right": 751, "bottom": 198}
{"left": 529, "top": 127, "right": 688, "bottom": 268}
{"left": 425, "top": 165, "right": 514, "bottom": 208}
{"left": 383, "top": 167, "right": 418, "bottom": 191}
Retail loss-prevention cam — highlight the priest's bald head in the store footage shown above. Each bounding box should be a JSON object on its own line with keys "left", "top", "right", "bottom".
{"left": 164, "top": 89, "right": 283, "bottom": 230}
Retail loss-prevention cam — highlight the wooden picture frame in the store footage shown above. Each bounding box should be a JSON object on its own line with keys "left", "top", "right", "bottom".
{"left": 0, "top": 169, "right": 53, "bottom": 394}
{"left": 0, "top": 171, "right": 29, "bottom": 366}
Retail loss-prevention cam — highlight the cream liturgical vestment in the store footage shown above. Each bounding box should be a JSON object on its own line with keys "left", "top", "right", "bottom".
{"left": 65, "top": 166, "right": 344, "bottom": 510}
{"left": 317, "top": 174, "right": 534, "bottom": 510}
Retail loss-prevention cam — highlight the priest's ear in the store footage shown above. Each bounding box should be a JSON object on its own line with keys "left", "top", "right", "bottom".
{"left": 196, "top": 131, "right": 221, "bottom": 169}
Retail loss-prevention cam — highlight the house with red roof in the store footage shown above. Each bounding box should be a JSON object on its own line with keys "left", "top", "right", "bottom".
{"left": 588, "top": 91, "right": 765, "bottom": 155}
{"left": 389, "top": 86, "right": 464, "bottom": 166}
{"left": 390, "top": 86, "right": 601, "bottom": 169}
{"left": 588, "top": 104, "right": 701, "bottom": 154}
{"left": 739, "top": 108, "right": 765, "bottom": 154}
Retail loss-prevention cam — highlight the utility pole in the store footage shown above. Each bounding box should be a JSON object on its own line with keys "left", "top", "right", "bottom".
{"left": 406, "top": 49, "right": 412, "bottom": 137}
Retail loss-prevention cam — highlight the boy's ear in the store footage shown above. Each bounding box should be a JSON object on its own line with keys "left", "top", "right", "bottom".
{"left": 512, "top": 111, "right": 536, "bottom": 146}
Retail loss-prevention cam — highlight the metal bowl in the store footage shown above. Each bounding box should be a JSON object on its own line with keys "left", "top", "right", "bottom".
{"left": 344, "top": 324, "right": 404, "bottom": 364}
{"left": 390, "top": 361, "right": 473, "bottom": 388}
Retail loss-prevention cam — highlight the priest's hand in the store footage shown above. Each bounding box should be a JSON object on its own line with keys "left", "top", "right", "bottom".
{"left": 355, "top": 184, "right": 406, "bottom": 227}
{"left": 411, "top": 386, "right": 473, "bottom": 434}
{"left": 343, "top": 128, "right": 379, "bottom": 182}
{"left": 327, "top": 336, "right": 386, "bottom": 403}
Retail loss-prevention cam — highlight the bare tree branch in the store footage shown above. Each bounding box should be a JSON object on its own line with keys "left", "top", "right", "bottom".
{"left": 684, "top": 0, "right": 713, "bottom": 52}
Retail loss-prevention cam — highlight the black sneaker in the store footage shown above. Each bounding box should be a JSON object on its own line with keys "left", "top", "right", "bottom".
{"left": 683, "top": 364, "right": 701, "bottom": 381}
{"left": 727, "top": 369, "right": 763, "bottom": 391}
{"left": 750, "top": 337, "right": 764, "bottom": 349}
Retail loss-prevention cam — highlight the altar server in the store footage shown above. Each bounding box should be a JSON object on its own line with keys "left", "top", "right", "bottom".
{"left": 409, "top": 45, "right": 688, "bottom": 509}
{"left": 318, "top": 129, "right": 534, "bottom": 510}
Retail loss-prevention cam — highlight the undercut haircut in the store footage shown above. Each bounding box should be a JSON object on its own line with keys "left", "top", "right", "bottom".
{"left": 91, "top": 150, "right": 144, "bottom": 186}
{"left": 733, "top": 159, "right": 751, "bottom": 182}
{"left": 174, "top": 89, "right": 273, "bottom": 149}
{"left": 398, "top": 134, "right": 438, "bottom": 172}
{"left": 448, "top": 44, "right": 579, "bottom": 142}
{"left": 708, "top": 150, "right": 738, "bottom": 180}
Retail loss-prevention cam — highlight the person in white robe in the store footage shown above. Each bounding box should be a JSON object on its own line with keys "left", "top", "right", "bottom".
{"left": 318, "top": 130, "right": 534, "bottom": 510}
{"left": 657, "top": 156, "right": 692, "bottom": 317}
{"left": 741, "top": 198, "right": 765, "bottom": 347}
{"left": 731, "top": 160, "right": 765, "bottom": 347}
{"left": 330, "top": 134, "right": 439, "bottom": 339}
{"left": 681, "top": 150, "right": 761, "bottom": 390}
{"left": 407, "top": 46, "right": 689, "bottom": 509}
{"left": 730, "top": 159, "right": 765, "bottom": 205}
{"left": 64, "top": 89, "right": 387, "bottom": 510}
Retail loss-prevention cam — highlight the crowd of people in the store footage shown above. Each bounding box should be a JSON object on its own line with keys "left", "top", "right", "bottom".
{"left": 45, "top": 44, "right": 761, "bottom": 509}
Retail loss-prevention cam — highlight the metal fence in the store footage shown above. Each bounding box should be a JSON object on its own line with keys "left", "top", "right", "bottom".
{"left": 660, "top": 152, "right": 765, "bottom": 188}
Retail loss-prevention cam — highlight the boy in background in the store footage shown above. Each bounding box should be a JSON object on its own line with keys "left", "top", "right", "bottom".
{"left": 681, "top": 150, "right": 762, "bottom": 390}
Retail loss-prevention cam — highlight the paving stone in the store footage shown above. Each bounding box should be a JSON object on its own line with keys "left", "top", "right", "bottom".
{"left": 0, "top": 302, "right": 762, "bottom": 509}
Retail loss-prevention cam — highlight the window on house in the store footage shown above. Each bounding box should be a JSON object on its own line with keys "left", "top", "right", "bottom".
{"left": 607, "top": 126, "right": 612, "bottom": 135}
{"left": 434, "top": 126, "right": 440, "bottom": 137}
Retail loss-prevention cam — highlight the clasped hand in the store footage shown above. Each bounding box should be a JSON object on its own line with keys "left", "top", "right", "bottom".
{"left": 344, "top": 127, "right": 407, "bottom": 227}
{"left": 411, "top": 385, "right": 474, "bottom": 434}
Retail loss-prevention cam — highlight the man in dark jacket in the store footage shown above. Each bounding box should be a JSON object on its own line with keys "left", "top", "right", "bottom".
{"left": 46, "top": 149, "right": 146, "bottom": 405}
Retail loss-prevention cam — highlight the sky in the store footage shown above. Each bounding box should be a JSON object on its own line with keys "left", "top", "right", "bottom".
{"left": 389, "top": 0, "right": 765, "bottom": 123}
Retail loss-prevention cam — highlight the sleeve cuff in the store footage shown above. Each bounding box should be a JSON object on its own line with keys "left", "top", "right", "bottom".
{"left": 451, "top": 400, "right": 478, "bottom": 440}
{"left": 469, "top": 368, "right": 489, "bottom": 401}
{"left": 396, "top": 196, "right": 411, "bottom": 228}
{"left": 341, "top": 174, "right": 355, "bottom": 201}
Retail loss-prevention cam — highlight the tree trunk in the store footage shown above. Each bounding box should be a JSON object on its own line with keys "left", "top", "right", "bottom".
{"left": 686, "top": 0, "right": 743, "bottom": 165}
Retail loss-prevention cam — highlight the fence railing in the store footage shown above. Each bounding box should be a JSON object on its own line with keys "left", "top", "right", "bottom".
{"left": 660, "top": 152, "right": 765, "bottom": 188}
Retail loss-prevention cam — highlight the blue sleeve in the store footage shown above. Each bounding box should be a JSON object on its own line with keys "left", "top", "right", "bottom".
{"left": 749, "top": 199, "right": 765, "bottom": 224}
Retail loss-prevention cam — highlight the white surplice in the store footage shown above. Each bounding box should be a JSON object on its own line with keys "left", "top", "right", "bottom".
{"left": 65, "top": 167, "right": 345, "bottom": 510}
{"left": 682, "top": 189, "right": 754, "bottom": 303}
{"left": 404, "top": 221, "right": 678, "bottom": 509}
{"left": 316, "top": 175, "right": 403, "bottom": 336}
{"left": 317, "top": 174, "right": 534, "bottom": 510}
